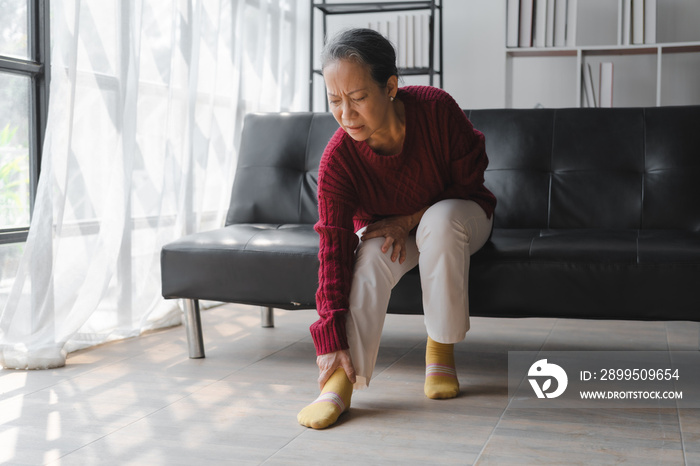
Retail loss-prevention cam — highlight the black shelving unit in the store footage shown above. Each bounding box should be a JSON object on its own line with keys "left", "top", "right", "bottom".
{"left": 309, "top": 0, "right": 443, "bottom": 110}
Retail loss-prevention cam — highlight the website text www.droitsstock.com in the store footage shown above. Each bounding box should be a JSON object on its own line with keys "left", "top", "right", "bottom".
{"left": 507, "top": 351, "right": 700, "bottom": 409}
{"left": 579, "top": 390, "right": 683, "bottom": 401}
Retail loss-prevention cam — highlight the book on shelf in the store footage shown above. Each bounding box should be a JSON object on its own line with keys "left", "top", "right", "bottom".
{"left": 583, "top": 63, "right": 597, "bottom": 108}
{"left": 388, "top": 19, "right": 399, "bottom": 55}
{"left": 414, "top": 15, "right": 422, "bottom": 68}
{"left": 565, "top": 0, "right": 577, "bottom": 47}
{"left": 617, "top": 0, "right": 655, "bottom": 45}
{"left": 599, "top": 62, "right": 614, "bottom": 108}
{"left": 519, "top": 0, "right": 534, "bottom": 47}
{"left": 507, "top": 0, "right": 520, "bottom": 47}
{"left": 422, "top": 14, "right": 430, "bottom": 68}
{"left": 397, "top": 15, "right": 407, "bottom": 68}
{"left": 533, "top": 0, "right": 547, "bottom": 48}
{"left": 508, "top": 0, "right": 579, "bottom": 50}
{"left": 412, "top": 14, "right": 429, "bottom": 69}
{"left": 546, "top": 0, "right": 555, "bottom": 47}
{"left": 617, "top": 0, "right": 622, "bottom": 44}
{"left": 632, "top": 0, "right": 644, "bottom": 45}
{"left": 406, "top": 11, "right": 415, "bottom": 68}
{"left": 645, "top": 0, "right": 657, "bottom": 44}
{"left": 379, "top": 20, "right": 388, "bottom": 38}
{"left": 553, "top": 0, "right": 567, "bottom": 47}
{"left": 621, "top": 0, "right": 631, "bottom": 45}
{"left": 371, "top": 14, "right": 426, "bottom": 70}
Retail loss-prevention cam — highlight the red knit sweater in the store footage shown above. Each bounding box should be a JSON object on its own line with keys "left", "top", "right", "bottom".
{"left": 311, "top": 85, "right": 496, "bottom": 355}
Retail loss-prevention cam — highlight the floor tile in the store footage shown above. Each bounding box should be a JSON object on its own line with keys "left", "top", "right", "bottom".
{"left": 478, "top": 407, "right": 685, "bottom": 464}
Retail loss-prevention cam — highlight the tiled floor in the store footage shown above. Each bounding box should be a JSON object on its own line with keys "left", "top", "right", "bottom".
{"left": 1, "top": 304, "right": 698, "bottom": 465}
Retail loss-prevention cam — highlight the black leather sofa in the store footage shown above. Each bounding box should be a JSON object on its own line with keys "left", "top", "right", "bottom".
{"left": 161, "top": 106, "right": 700, "bottom": 358}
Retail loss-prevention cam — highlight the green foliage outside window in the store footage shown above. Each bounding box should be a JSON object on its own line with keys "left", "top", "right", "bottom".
{"left": 0, "top": 123, "right": 29, "bottom": 228}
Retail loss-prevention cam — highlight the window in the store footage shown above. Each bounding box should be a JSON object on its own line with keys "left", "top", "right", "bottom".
{"left": 0, "top": 0, "right": 50, "bottom": 296}
{"left": 0, "top": 0, "right": 49, "bottom": 286}
{"left": 0, "top": 0, "right": 49, "bottom": 234}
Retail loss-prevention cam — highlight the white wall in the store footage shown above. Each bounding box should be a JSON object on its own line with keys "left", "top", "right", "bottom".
{"left": 442, "top": 0, "right": 506, "bottom": 109}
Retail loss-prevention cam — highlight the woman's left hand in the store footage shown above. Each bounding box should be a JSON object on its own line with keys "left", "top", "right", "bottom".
{"left": 361, "top": 207, "right": 428, "bottom": 264}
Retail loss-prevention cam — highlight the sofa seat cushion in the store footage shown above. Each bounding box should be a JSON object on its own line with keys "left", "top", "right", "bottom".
{"left": 475, "top": 229, "right": 700, "bottom": 265}
{"left": 469, "top": 229, "right": 700, "bottom": 321}
{"left": 532, "top": 229, "right": 638, "bottom": 263}
{"left": 161, "top": 224, "right": 320, "bottom": 309}
{"left": 161, "top": 225, "right": 700, "bottom": 320}
{"left": 637, "top": 230, "right": 700, "bottom": 264}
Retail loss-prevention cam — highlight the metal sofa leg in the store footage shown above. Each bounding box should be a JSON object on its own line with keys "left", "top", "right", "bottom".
{"left": 184, "top": 299, "right": 205, "bottom": 359}
{"left": 261, "top": 306, "right": 274, "bottom": 328}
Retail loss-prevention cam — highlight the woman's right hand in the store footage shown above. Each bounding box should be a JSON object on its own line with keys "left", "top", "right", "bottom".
{"left": 317, "top": 349, "right": 356, "bottom": 389}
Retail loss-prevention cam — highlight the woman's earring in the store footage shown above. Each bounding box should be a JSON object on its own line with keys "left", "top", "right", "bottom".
{"left": 390, "top": 96, "right": 395, "bottom": 102}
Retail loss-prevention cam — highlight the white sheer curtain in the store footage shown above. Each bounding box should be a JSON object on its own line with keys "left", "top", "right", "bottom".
{"left": 0, "top": 0, "right": 307, "bottom": 369}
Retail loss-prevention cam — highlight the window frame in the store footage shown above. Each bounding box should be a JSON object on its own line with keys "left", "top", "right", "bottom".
{"left": 0, "top": 0, "right": 50, "bottom": 244}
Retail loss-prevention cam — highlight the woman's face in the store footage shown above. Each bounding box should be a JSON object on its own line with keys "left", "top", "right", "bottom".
{"left": 323, "top": 59, "right": 396, "bottom": 143}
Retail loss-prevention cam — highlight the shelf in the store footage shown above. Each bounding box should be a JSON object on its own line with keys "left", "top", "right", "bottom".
{"left": 663, "top": 43, "right": 700, "bottom": 54}
{"left": 584, "top": 46, "right": 660, "bottom": 57}
{"left": 310, "top": 0, "right": 443, "bottom": 110}
{"left": 398, "top": 67, "right": 440, "bottom": 76}
{"left": 506, "top": 41, "right": 700, "bottom": 58}
{"left": 506, "top": 48, "right": 577, "bottom": 58}
{"left": 505, "top": 2, "right": 700, "bottom": 108}
{"left": 314, "top": 1, "right": 437, "bottom": 15}
{"left": 313, "top": 67, "right": 441, "bottom": 76}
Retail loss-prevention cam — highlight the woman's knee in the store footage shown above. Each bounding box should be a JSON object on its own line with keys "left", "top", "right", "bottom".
{"left": 417, "top": 200, "right": 467, "bottom": 247}
{"left": 350, "top": 237, "right": 401, "bottom": 292}
{"left": 416, "top": 200, "right": 490, "bottom": 250}
{"left": 354, "top": 237, "right": 392, "bottom": 270}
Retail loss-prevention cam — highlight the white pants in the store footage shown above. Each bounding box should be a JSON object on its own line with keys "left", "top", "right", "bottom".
{"left": 345, "top": 199, "right": 493, "bottom": 389}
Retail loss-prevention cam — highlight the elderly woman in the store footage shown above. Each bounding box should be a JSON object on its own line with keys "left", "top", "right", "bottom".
{"left": 297, "top": 28, "right": 496, "bottom": 429}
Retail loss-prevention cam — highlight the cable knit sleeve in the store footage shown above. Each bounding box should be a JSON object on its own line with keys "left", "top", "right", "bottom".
{"left": 433, "top": 96, "right": 496, "bottom": 218}
{"left": 310, "top": 141, "right": 359, "bottom": 355}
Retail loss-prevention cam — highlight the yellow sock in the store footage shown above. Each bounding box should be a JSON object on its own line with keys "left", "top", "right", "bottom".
{"left": 297, "top": 367, "right": 353, "bottom": 429}
{"left": 424, "top": 336, "right": 459, "bottom": 399}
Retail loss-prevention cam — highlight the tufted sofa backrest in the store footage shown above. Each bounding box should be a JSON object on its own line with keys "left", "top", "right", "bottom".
{"left": 226, "top": 112, "right": 337, "bottom": 225}
{"left": 228, "top": 107, "right": 700, "bottom": 232}
{"left": 470, "top": 106, "right": 700, "bottom": 231}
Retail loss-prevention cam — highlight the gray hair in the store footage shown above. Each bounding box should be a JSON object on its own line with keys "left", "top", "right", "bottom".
{"left": 321, "top": 28, "right": 399, "bottom": 87}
